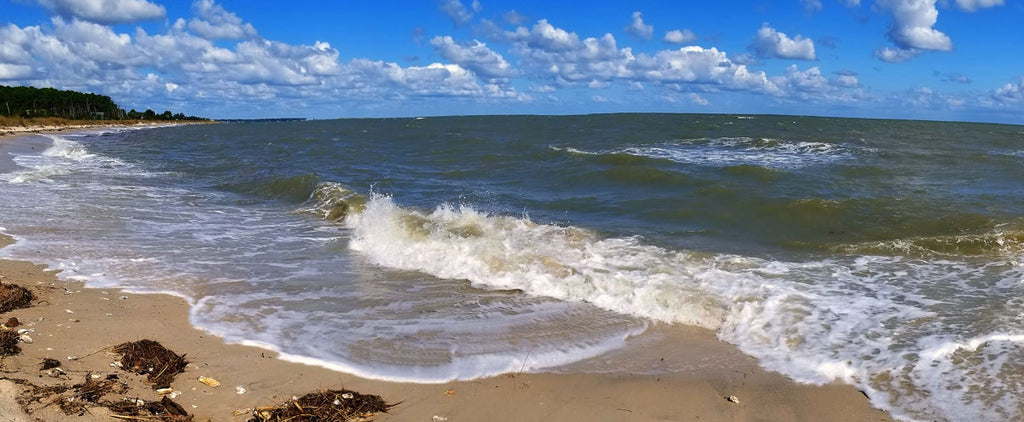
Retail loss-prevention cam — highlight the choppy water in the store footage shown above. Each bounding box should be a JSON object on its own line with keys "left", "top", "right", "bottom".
{"left": 1, "top": 114, "right": 1024, "bottom": 421}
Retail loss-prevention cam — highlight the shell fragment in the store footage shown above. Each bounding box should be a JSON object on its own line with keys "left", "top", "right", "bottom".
{"left": 198, "top": 376, "right": 221, "bottom": 387}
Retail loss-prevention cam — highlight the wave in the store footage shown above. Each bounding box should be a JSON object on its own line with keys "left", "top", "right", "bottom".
{"left": 831, "top": 227, "right": 1024, "bottom": 257}
{"left": 552, "top": 136, "right": 853, "bottom": 169}
{"left": 297, "top": 182, "right": 368, "bottom": 220}
{"left": 306, "top": 191, "right": 1024, "bottom": 421}
{"left": 221, "top": 173, "right": 322, "bottom": 203}
{"left": 2, "top": 134, "right": 136, "bottom": 184}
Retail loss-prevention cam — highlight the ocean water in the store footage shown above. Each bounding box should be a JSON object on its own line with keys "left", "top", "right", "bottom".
{"left": 1, "top": 114, "right": 1023, "bottom": 421}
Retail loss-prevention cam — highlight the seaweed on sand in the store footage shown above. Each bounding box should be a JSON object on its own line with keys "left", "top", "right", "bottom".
{"left": 0, "top": 281, "right": 34, "bottom": 313}
{"left": 15, "top": 374, "right": 129, "bottom": 416}
{"left": 0, "top": 330, "right": 20, "bottom": 356}
{"left": 112, "top": 339, "right": 188, "bottom": 389}
{"left": 248, "top": 389, "right": 395, "bottom": 422}
{"left": 40, "top": 358, "right": 62, "bottom": 370}
{"left": 104, "top": 396, "right": 194, "bottom": 422}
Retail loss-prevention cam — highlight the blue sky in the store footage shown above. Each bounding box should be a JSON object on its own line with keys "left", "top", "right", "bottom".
{"left": 1, "top": 0, "right": 1022, "bottom": 123}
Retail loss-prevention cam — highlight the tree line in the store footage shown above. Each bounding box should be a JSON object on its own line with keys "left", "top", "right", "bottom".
{"left": 0, "top": 85, "right": 207, "bottom": 121}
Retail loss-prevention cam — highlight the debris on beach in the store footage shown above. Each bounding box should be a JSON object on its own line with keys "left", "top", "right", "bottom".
{"left": 104, "top": 395, "right": 194, "bottom": 421}
{"left": 40, "top": 358, "right": 62, "bottom": 370}
{"left": 197, "top": 375, "right": 221, "bottom": 388}
{"left": 0, "top": 281, "right": 34, "bottom": 313}
{"left": 112, "top": 339, "right": 189, "bottom": 389}
{"left": 15, "top": 373, "right": 129, "bottom": 416}
{"left": 726, "top": 395, "right": 740, "bottom": 404}
{"left": 12, "top": 373, "right": 194, "bottom": 420}
{"left": 4, "top": 316, "right": 20, "bottom": 328}
{"left": 0, "top": 330, "right": 20, "bottom": 356}
{"left": 248, "top": 389, "right": 393, "bottom": 422}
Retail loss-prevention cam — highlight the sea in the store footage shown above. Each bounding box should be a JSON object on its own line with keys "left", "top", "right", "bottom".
{"left": 1, "top": 114, "right": 1023, "bottom": 421}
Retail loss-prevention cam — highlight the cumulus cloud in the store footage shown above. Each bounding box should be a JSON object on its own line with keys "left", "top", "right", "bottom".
{"left": 32, "top": 0, "right": 165, "bottom": 24}
{"left": 991, "top": 76, "right": 1024, "bottom": 103}
{"left": 876, "top": 0, "right": 951, "bottom": 51}
{"left": 188, "top": 0, "right": 257, "bottom": 40}
{"left": 430, "top": 35, "right": 516, "bottom": 78}
{"left": 625, "top": 11, "right": 654, "bottom": 40}
{"left": 663, "top": 29, "right": 697, "bottom": 44}
{"left": 954, "top": 0, "right": 1004, "bottom": 11}
{"left": 750, "top": 24, "right": 816, "bottom": 60}
{"left": 635, "top": 46, "right": 781, "bottom": 94}
{"left": 874, "top": 46, "right": 921, "bottom": 62}
{"left": 0, "top": 63, "right": 35, "bottom": 80}
{"left": 439, "top": 0, "right": 478, "bottom": 26}
{"left": 689, "top": 93, "right": 708, "bottom": 105}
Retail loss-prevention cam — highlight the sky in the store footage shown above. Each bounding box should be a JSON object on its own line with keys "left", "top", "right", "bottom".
{"left": 1, "top": 0, "right": 1023, "bottom": 123}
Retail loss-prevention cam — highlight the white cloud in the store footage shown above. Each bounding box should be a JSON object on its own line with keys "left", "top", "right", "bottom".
{"left": 991, "top": 77, "right": 1024, "bottom": 103}
{"left": 430, "top": 35, "right": 516, "bottom": 78}
{"left": 876, "top": 0, "right": 951, "bottom": 51}
{"left": 663, "top": 29, "right": 697, "bottom": 44}
{"left": 832, "top": 74, "right": 860, "bottom": 88}
{"left": 188, "top": 0, "right": 257, "bottom": 40}
{"left": 636, "top": 46, "right": 781, "bottom": 94}
{"left": 751, "top": 24, "right": 816, "bottom": 60}
{"left": 592, "top": 95, "right": 608, "bottom": 102}
{"left": 954, "top": 0, "right": 1004, "bottom": 12}
{"left": 841, "top": 0, "right": 861, "bottom": 5}
{"left": 508, "top": 20, "right": 634, "bottom": 83}
{"left": 0, "top": 63, "right": 35, "bottom": 80}
{"left": 874, "top": 46, "right": 921, "bottom": 62}
{"left": 165, "top": 82, "right": 178, "bottom": 92}
{"left": 32, "top": 0, "right": 165, "bottom": 24}
{"left": 689, "top": 93, "right": 708, "bottom": 105}
{"left": 439, "top": 0, "right": 475, "bottom": 26}
{"left": 625, "top": 11, "right": 653, "bottom": 40}
{"left": 777, "top": 65, "right": 829, "bottom": 92}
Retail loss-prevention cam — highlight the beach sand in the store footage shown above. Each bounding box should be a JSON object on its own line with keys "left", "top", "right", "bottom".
{"left": 0, "top": 128, "right": 892, "bottom": 421}
{"left": 0, "top": 233, "right": 891, "bottom": 422}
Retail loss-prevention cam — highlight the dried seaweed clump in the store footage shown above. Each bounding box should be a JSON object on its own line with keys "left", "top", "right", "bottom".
{"left": 0, "top": 282, "right": 34, "bottom": 313}
{"left": 105, "top": 396, "right": 194, "bottom": 422}
{"left": 0, "top": 330, "right": 20, "bottom": 356}
{"left": 113, "top": 339, "right": 188, "bottom": 389}
{"left": 40, "top": 358, "right": 62, "bottom": 371}
{"left": 249, "top": 389, "right": 394, "bottom": 422}
{"left": 16, "top": 374, "right": 128, "bottom": 416}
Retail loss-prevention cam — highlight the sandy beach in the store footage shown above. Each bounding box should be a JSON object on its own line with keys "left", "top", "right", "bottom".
{"left": 0, "top": 231, "right": 891, "bottom": 421}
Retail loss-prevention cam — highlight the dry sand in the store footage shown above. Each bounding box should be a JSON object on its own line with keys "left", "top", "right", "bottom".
{"left": 0, "top": 233, "right": 892, "bottom": 422}
{"left": 0, "top": 121, "right": 195, "bottom": 139}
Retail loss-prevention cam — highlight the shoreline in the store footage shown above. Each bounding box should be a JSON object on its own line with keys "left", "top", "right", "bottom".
{"left": 0, "top": 233, "right": 892, "bottom": 421}
{"left": 0, "top": 127, "right": 893, "bottom": 421}
{"left": 0, "top": 120, "right": 212, "bottom": 141}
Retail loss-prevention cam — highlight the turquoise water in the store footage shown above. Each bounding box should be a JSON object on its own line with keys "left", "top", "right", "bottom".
{"left": 1, "top": 114, "right": 1023, "bottom": 421}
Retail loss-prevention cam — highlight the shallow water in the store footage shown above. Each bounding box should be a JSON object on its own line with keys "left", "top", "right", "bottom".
{"left": 1, "top": 114, "right": 1023, "bottom": 421}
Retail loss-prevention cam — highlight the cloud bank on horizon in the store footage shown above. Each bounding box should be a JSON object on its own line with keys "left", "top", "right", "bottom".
{"left": 0, "top": 0, "right": 1021, "bottom": 122}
